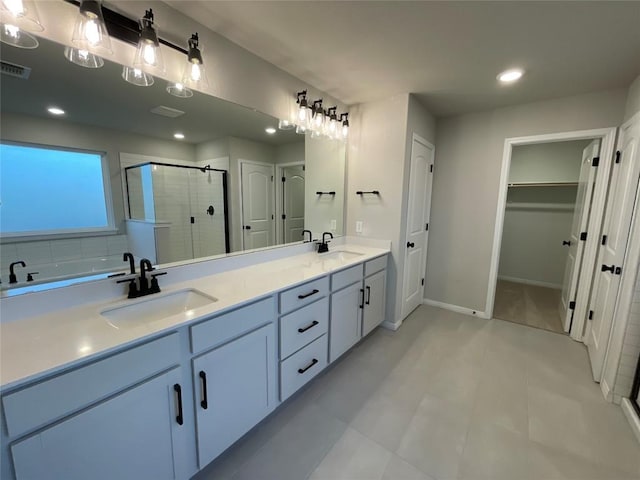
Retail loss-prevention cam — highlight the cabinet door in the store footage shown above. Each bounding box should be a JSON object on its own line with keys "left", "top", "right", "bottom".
{"left": 11, "top": 368, "right": 187, "bottom": 480}
{"left": 330, "top": 282, "right": 363, "bottom": 363}
{"left": 193, "top": 323, "right": 276, "bottom": 468}
{"left": 363, "top": 270, "right": 386, "bottom": 337}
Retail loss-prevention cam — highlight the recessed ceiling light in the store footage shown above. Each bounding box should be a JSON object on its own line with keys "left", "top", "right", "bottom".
{"left": 497, "top": 69, "right": 524, "bottom": 83}
{"left": 47, "top": 106, "right": 65, "bottom": 115}
{"left": 174, "top": 132, "right": 185, "bottom": 140}
{"left": 265, "top": 127, "right": 277, "bottom": 135}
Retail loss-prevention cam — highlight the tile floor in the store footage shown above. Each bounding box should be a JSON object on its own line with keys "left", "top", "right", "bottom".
{"left": 194, "top": 305, "right": 640, "bottom": 480}
{"left": 494, "top": 280, "right": 565, "bottom": 334}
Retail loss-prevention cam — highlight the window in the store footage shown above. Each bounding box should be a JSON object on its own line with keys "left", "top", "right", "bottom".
{"left": 0, "top": 143, "right": 113, "bottom": 237}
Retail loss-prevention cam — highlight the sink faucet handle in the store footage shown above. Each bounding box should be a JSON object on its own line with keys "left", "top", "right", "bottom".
{"left": 26, "top": 272, "right": 39, "bottom": 282}
{"left": 117, "top": 277, "right": 139, "bottom": 299}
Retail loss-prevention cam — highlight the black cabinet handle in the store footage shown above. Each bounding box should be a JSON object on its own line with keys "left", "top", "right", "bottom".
{"left": 244, "top": 225, "right": 252, "bottom": 230}
{"left": 406, "top": 242, "right": 415, "bottom": 248}
{"left": 298, "top": 289, "right": 319, "bottom": 299}
{"left": 173, "top": 384, "right": 184, "bottom": 426}
{"left": 366, "top": 286, "right": 371, "bottom": 305}
{"left": 359, "top": 288, "right": 365, "bottom": 309}
{"left": 298, "top": 358, "right": 318, "bottom": 374}
{"left": 298, "top": 320, "right": 319, "bottom": 333}
{"left": 562, "top": 240, "right": 571, "bottom": 246}
{"left": 601, "top": 264, "right": 615, "bottom": 273}
{"left": 199, "top": 371, "right": 208, "bottom": 409}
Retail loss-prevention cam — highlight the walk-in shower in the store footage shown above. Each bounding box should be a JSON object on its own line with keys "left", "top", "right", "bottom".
{"left": 125, "top": 162, "right": 229, "bottom": 264}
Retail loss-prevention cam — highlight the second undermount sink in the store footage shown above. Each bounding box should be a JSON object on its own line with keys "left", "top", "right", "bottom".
{"left": 101, "top": 288, "right": 217, "bottom": 329}
{"left": 317, "top": 250, "right": 364, "bottom": 262}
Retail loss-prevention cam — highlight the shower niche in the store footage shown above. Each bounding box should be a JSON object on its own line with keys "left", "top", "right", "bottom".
{"left": 125, "top": 162, "right": 229, "bottom": 265}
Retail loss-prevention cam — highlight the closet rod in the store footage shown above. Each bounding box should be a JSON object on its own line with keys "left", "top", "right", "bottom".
{"left": 508, "top": 182, "right": 578, "bottom": 188}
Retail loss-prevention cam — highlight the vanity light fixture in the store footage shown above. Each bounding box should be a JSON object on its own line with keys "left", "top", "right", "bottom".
{"left": 340, "top": 113, "right": 349, "bottom": 140}
{"left": 325, "top": 106, "right": 338, "bottom": 139}
{"left": 265, "top": 127, "right": 276, "bottom": 135}
{"left": 71, "top": 0, "right": 112, "bottom": 57}
{"left": 181, "top": 33, "right": 208, "bottom": 89}
{"left": 311, "top": 99, "right": 325, "bottom": 131}
{"left": 167, "top": 82, "right": 193, "bottom": 98}
{"left": 64, "top": 46, "right": 104, "bottom": 68}
{"left": 47, "top": 106, "right": 65, "bottom": 115}
{"left": 497, "top": 68, "right": 524, "bottom": 83}
{"left": 132, "top": 9, "right": 164, "bottom": 74}
{"left": 122, "top": 65, "right": 154, "bottom": 87}
{"left": 295, "top": 90, "right": 311, "bottom": 134}
{"left": 0, "top": 0, "right": 43, "bottom": 49}
{"left": 174, "top": 132, "right": 185, "bottom": 140}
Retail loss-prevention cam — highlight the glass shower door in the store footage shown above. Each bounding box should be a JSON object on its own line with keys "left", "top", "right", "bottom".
{"left": 188, "top": 168, "right": 228, "bottom": 258}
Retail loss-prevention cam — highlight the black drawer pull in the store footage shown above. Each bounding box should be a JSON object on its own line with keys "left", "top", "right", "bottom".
{"left": 359, "top": 288, "right": 364, "bottom": 309}
{"left": 298, "top": 358, "right": 318, "bottom": 374}
{"left": 406, "top": 242, "right": 415, "bottom": 248}
{"left": 366, "top": 286, "right": 371, "bottom": 305}
{"left": 562, "top": 240, "right": 571, "bottom": 246}
{"left": 298, "top": 320, "right": 319, "bottom": 333}
{"left": 601, "top": 264, "right": 615, "bottom": 273}
{"left": 173, "top": 384, "right": 184, "bottom": 426}
{"left": 298, "top": 289, "right": 319, "bottom": 299}
{"left": 199, "top": 371, "right": 208, "bottom": 409}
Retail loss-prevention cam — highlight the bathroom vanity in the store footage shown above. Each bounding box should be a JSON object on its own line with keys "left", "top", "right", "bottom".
{"left": 0, "top": 241, "right": 389, "bottom": 480}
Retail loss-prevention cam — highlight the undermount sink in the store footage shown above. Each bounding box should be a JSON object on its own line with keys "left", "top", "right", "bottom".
{"left": 317, "top": 250, "right": 364, "bottom": 262}
{"left": 101, "top": 288, "right": 217, "bottom": 329}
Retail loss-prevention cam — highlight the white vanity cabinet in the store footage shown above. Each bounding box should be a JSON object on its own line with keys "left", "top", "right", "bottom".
{"left": 2, "top": 334, "right": 190, "bottom": 480}
{"left": 189, "top": 297, "right": 277, "bottom": 469}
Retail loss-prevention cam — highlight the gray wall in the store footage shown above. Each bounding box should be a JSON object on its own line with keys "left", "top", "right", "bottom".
{"left": 426, "top": 88, "right": 627, "bottom": 313}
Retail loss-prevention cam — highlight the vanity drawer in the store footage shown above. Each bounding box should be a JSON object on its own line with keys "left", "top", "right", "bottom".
{"left": 280, "top": 334, "right": 328, "bottom": 401}
{"left": 280, "top": 297, "right": 329, "bottom": 359}
{"left": 365, "top": 255, "right": 388, "bottom": 276}
{"left": 191, "top": 297, "right": 275, "bottom": 355}
{"left": 2, "top": 333, "right": 180, "bottom": 439}
{"left": 331, "top": 264, "right": 363, "bottom": 292}
{"left": 279, "top": 276, "right": 329, "bottom": 314}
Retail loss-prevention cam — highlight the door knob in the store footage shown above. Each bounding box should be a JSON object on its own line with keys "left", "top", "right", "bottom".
{"left": 406, "top": 242, "right": 415, "bottom": 248}
{"left": 562, "top": 240, "right": 571, "bottom": 246}
{"left": 244, "top": 225, "right": 252, "bottom": 230}
{"left": 206, "top": 205, "right": 214, "bottom": 216}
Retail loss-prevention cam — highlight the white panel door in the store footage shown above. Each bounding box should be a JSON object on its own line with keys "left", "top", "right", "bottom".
{"left": 559, "top": 140, "right": 600, "bottom": 331}
{"left": 12, "top": 368, "right": 188, "bottom": 480}
{"left": 282, "top": 165, "right": 305, "bottom": 243}
{"left": 401, "top": 136, "right": 434, "bottom": 320}
{"left": 587, "top": 118, "right": 640, "bottom": 380}
{"left": 241, "top": 162, "right": 274, "bottom": 250}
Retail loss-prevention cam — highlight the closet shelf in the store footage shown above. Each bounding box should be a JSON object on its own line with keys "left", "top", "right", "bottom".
{"left": 508, "top": 182, "right": 578, "bottom": 188}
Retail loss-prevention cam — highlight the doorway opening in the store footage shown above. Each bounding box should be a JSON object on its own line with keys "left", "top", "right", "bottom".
{"left": 487, "top": 128, "right": 617, "bottom": 340}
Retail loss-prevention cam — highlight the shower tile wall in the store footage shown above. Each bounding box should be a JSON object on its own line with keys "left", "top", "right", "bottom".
{"left": 613, "top": 261, "right": 640, "bottom": 403}
{"left": 0, "top": 234, "right": 130, "bottom": 278}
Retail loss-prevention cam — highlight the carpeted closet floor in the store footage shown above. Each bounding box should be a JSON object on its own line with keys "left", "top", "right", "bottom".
{"left": 493, "top": 280, "right": 565, "bottom": 334}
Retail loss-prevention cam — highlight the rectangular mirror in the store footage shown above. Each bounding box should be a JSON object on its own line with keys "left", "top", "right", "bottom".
{"left": 0, "top": 36, "right": 346, "bottom": 293}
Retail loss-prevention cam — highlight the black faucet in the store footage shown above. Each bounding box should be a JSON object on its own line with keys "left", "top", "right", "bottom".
{"left": 302, "top": 229, "right": 313, "bottom": 243}
{"left": 9, "top": 261, "right": 26, "bottom": 284}
{"left": 317, "top": 232, "right": 333, "bottom": 253}
{"left": 139, "top": 259, "right": 154, "bottom": 293}
{"left": 123, "top": 252, "right": 136, "bottom": 274}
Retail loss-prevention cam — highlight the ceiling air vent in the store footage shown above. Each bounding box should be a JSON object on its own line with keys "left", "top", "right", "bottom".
{"left": 150, "top": 105, "right": 185, "bottom": 118}
{"left": 1, "top": 61, "right": 31, "bottom": 80}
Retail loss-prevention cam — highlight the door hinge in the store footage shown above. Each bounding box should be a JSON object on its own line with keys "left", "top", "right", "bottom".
{"left": 282, "top": 176, "right": 286, "bottom": 182}
{"left": 588, "top": 310, "right": 594, "bottom": 320}
{"left": 615, "top": 150, "right": 621, "bottom": 164}
{"left": 569, "top": 301, "right": 576, "bottom": 310}
{"left": 190, "top": 216, "right": 195, "bottom": 224}
{"left": 271, "top": 214, "right": 274, "bottom": 220}
{"left": 601, "top": 234, "right": 607, "bottom": 246}
{"left": 615, "top": 266, "right": 622, "bottom": 275}
{"left": 421, "top": 278, "right": 424, "bottom": 286}
{"left": 592, "top": 157, "right": 600, "bottom": 167}
{"left": 425, "top": 223, "right": 429, "bottom": 231}
{"left": 580, "top": 231, "right": 587, "bottom": 241}
{"left": 429, "top": 164, "right": 433, "bottom": 173}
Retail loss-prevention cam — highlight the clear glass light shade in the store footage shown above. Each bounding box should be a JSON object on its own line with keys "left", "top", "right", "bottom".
{"left": 341, "top": 123, "right": 349, "bottom": 140}
{"left": 312, "top": 109, "right": 325, "bottom": 132}
{"left": 133, "top": 39, "right": 164, "bottom": 74}
{"left": 0, "top": 22, "right": 37, "bottom": 48}
{"left": 0, "top": 0, "right": 43, "bottom": 32}
{"left": 166, "top": 82, "right": 193, "bottom": 98}
{"left": 278, "top": 94, "right": 298, "bottom": 130}
{"left": 278, "top": 118, "right": 295, "bottom": 130}
{"left": 71, "top": 0, "right": 112, "bottom": 55}
{"left": 181, "top": 59, "right": 208, "bottom": 89}
{"left": 122, "top": 66, "right": 154, "bottom": 87}
{"left": 64, "top": 46, "right": 104, "bottom": 68}
{"left": 296, "top": 104, "right": 312, "bottom": 130}
{"left": 295, "top": 124, "right": 308, "bottom": 135}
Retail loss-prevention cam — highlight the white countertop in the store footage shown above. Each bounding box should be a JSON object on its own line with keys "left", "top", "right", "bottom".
{"left": 0, "top": 244, "right": 389, "bottom": 390}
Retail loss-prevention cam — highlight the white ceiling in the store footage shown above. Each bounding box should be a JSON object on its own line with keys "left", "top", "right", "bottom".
{"left": 166, "top": 1, "right": 640, "bottom": 117}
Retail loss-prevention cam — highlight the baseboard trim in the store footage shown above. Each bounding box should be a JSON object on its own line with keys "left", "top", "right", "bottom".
{"left": 498, "top": 275, "right": 562, "bottom": 290}
{"left": 422, "top": 299, "right": 490, "bottom": 319}
{"left": 381, "top": 320, "right": 402, "bottom": 331}
{"left": 621, "top": 398, "right": 640, "bottom": 444}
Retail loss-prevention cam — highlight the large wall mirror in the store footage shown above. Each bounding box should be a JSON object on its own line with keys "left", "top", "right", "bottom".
{"left": 0, "top": 36, "right": 346, "bottom": 293}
